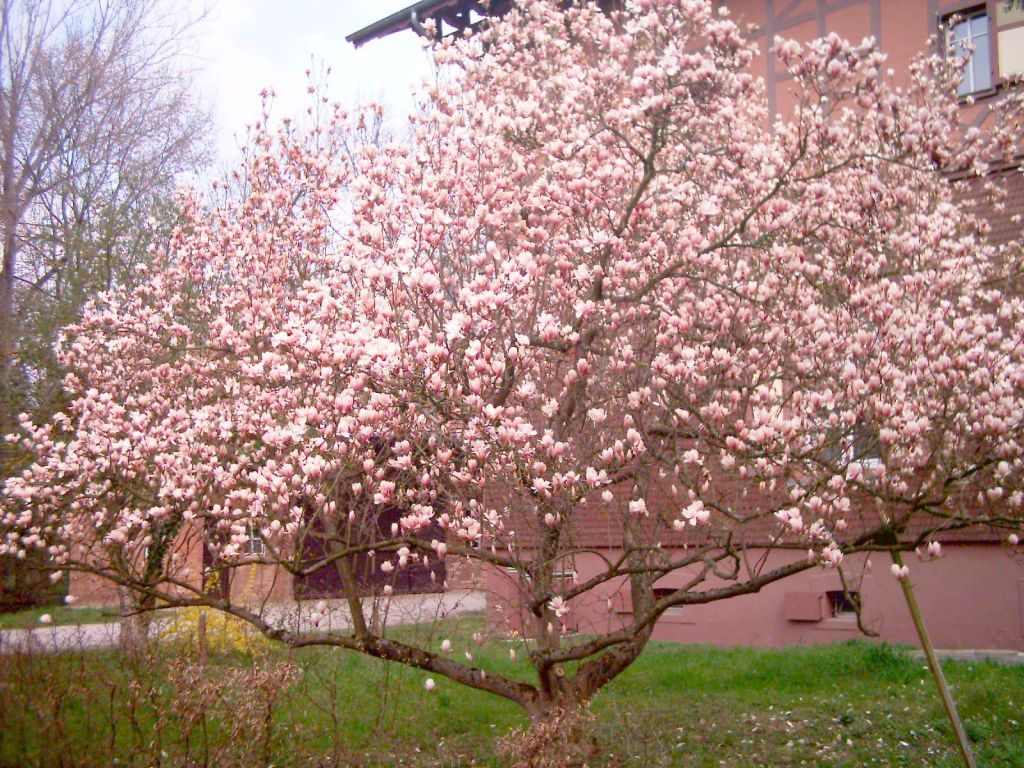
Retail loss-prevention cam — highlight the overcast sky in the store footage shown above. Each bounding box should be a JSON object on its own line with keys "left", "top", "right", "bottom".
{"left": 188, "top": 0, "right": 434, "bottom": 162}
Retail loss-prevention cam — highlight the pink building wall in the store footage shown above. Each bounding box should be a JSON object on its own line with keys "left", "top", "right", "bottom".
{"left": 68, "top": 530, "right": 484, "bottom": 608}
{"left": 725, "top": 0, "right": 1018, "bottom": 134}
{"left": 488, "top": 546, "right": 1024, "bottom": 651}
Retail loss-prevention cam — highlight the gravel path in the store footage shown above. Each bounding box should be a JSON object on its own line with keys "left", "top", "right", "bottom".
{"left": 908, "top": 649, "right": 1024, "bottom": 666}
{"left": 0, "top": 589, "right": 487, "bottom": 654}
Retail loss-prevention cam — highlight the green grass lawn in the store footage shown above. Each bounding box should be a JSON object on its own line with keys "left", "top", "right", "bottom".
{"left": 0, "top": 613, "right": 1021, "bottom": 767}
{"left": 0, "top": 604, "right": 117, "bottom": 629}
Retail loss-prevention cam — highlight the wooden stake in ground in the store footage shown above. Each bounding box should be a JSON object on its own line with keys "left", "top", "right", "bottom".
{"left": 197, "top": 611, "right": 208, "bottom": 667}
{"left": 891, "top": 550, "right": 976, "bottom": 768}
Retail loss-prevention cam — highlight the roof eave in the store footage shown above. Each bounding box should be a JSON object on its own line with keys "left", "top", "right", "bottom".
{"left": 346, "top": 0, "right": 459, "bottom": 47}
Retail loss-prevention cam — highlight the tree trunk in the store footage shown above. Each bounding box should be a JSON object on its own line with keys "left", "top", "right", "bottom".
{"left": 117, "top": 586, "right": 149, "bottom": 655}
{"left": 196, "top": 610, "right": 208, "bottom": 666}
{"left": 506, "top": 698, "right": 599, "bottom": 768}
{"left": 0, "top": 190, "right": 21, "bottom": 434}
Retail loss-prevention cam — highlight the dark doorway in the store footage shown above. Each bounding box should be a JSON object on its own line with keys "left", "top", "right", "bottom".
{"left": 294, "top": 506, "right": 446, "bottom": 600}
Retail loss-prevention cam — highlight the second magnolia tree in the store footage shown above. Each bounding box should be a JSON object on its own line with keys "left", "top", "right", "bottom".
{"left": 4, "top": 0, "right": 1024, "bottom": 719}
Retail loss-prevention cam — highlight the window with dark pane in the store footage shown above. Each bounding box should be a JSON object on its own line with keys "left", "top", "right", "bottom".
{"left": 654, "top": 587, "right": 685, "bottom": 616}
{"left": 826, "top": 589, "right": 860, "bottom": 618}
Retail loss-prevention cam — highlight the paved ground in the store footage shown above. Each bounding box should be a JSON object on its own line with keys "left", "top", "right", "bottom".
{"left": 909, "top": 649, "right": 1024, "bottom": 666}
{"left": 0, "top": 589, "right": 487, "bottom": 654}
{"left": 5, "top": 599, "right": 1021, "bottom": 665}
{"left": 0, "top": 621, "right": 122, "bottom": 654}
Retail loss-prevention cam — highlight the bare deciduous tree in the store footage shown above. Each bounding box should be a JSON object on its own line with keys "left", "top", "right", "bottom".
{"left": 0, "top": 0, "right": 209, "bottom": 435}
{"left": 0, "top": 0, "right": 209, "bottom": 614}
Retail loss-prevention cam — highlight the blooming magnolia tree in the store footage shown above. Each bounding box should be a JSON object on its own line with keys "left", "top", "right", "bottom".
{"left": 3, "top": 0, "right": 1024, "bottom": 725}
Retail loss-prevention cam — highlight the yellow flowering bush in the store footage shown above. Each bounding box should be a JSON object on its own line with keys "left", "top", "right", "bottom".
{"left": 160, "top": 606, "right": 272, "bottom": 657}
{"left": 159, "top": 571, "right": 271, "bottom": 656}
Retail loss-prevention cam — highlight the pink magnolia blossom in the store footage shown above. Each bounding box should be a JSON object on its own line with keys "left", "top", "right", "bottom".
{"left": 1, "top": 0, "right": 1022, "bottom": 723}
{"left": 891, "top": 564, "right": 910, "bottom": 581}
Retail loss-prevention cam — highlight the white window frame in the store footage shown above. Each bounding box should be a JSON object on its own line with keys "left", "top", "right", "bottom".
{"left": 244, "top": 522, "right": 265, "bottom": 558}
{"left": 945, "top": 7, "right": 994, "bottom": 96}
